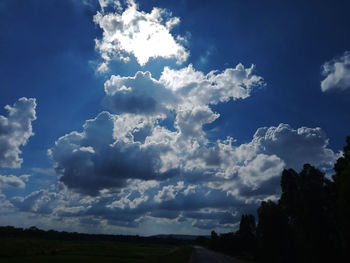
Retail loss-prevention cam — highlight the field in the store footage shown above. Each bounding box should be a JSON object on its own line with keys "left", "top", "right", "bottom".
{"left": 0, "top": 237, "right": 193, "bottom": 263}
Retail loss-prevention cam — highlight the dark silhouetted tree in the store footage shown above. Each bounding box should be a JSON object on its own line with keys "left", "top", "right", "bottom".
{"left": 333, "top": 136, "right": 350, "bottom": 258}
{"left": 279, "top": 164, "right": 336, "bottom": 262}
{"left": 238, "top": 214, "right": 256, "bottom": 238}
{"left": 209, "top": 135, "right": 350, "bottom": 262}
{"left": 257, "top": 200, "right": 294, "bottom": 263}
{"left": 237, "top": 214, "right": 257, "bottom": 258}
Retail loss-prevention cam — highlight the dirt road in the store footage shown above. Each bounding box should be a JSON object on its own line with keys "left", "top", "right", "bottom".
{"left": 190, "top": 246, "right": 246, "bottom": 263}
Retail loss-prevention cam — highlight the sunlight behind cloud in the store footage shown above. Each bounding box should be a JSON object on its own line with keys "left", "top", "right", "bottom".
{"left": 94, "top": 0, "right": 189, "bottom": 70}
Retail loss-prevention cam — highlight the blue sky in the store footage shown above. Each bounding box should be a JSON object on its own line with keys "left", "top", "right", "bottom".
{"left": 0, "top": 0, "right": 349, "bottom": 235}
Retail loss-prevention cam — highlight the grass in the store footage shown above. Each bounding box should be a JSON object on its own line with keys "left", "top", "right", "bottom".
{"left": 0, "top": 237, "right": 193, "bottom": 263}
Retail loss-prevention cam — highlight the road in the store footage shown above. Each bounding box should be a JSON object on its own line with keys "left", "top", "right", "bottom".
{"left": 190, "top": 246, "right": 246, "bottom": 263}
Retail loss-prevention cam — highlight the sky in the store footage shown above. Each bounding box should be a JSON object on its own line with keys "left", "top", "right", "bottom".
{"left": 0, "top": 0, "right": 349, "bottom": 236}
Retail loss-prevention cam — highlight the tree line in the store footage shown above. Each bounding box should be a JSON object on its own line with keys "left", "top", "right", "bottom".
{"left": 0, "top": 225, "right": 193, "bottom": 245}
{"left": 202, "top": 136, "right": 350, "bottom": 263}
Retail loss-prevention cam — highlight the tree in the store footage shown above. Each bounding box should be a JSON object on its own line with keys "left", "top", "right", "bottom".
{"left": 237, "top": 214, "right": 257, "bottom": 258}
{"left": 257, "top": 200, "right": 293, "bottom": 263}
{"left": 209, "top": 230, "right": 219, "bottom": 250}
{"left": 279, "top": 164, "right": 336, "bottom": 262}
{"left": 238, "top": 214, "right": 256, "bottom": 238}
{"left": 255, "top": 136, "right": 350, "bottom": 262}
{"left": 333, "top": 136, "right": 350, "bottom": 257}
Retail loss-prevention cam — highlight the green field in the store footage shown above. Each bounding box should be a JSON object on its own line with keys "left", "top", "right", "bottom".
{"left": 0, "top": 238, "right": 193, "bottom": 263}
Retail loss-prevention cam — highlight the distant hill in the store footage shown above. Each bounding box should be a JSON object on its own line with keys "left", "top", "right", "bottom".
{"left": 151, "top": 234, "right": 208, "bottom": 240}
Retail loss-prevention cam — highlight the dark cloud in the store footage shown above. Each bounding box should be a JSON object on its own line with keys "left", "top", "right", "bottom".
{"left": 49, "top": 112, "right": 176, "bottom": 195}
{"left": 104, "top": 71, "right": 174, "bottom": 115}
{"left": 43, "top": 115, "right": 338, "bottom": 231}
{"left": 150, "top": 209, "right": 180, "bottom": 219}
{"left": 11, "top": 189, "right": 58, "bottom": 214}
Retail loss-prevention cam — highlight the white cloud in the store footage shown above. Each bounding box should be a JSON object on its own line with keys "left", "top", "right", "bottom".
{"left": 104, "top": 63, "right": 264, "bottom": 116}
{"left": 98, "top": 0, "right": 114, "bottom": 12}
{"left": 0, "top": 174, "right": 26, "bottom": 188}
{"left": 238, "top": 154, "right": 285, "bottom": 189}
{"left": 182, "top": 123, "right": 336, "bottom": 198}
{"left": 154, "top": 181, "right": 184, "bottom": 202}
{"left": 103, "top": 62, "right": 264, "bottom": 158}
{"left": 174, "top": 105, "right": 219, "bottom": 146}
{"left": 0, "top": 97, "right": 37, "bottom": 168}
{"left": 107, "top": 193, "right": 149, "bottom": 209}
{"left": 249, "top": 123, "right": 337, "bottom": 170}
{"left": 94, "top": 0, "right": 189, "bottom": 68}
{"left": 321, "top": 51, "right": 350, "bottom": 92}
{"left": 159, "top": 63, "right": 264, "bottom": 106}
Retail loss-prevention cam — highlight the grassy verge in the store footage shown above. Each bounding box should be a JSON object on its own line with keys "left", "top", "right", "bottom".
{"left": 149, "top": 245, "right": 193, "bottom": 263}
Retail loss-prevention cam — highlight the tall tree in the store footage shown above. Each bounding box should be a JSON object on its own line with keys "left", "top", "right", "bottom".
{"left": 238, "top": 214, "right": 257, "bottom": 258}
{"left": 257, "top": 200, "right": 294, "bottom": 263}
{"left": 238, "top": 214, "right": 256, "bottom": 238}
{"left": 333, "top": 136, "right": 350, "bottom": 257}
{"left": 279, "top": 164, "right": 336, "bottom": 262}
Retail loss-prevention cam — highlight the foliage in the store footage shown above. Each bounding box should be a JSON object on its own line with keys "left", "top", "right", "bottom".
{"left": 257, "top": 200, "right": 294, "bottom": 263}
{"left": 204, "top": 215, "right": 257, "bottom": 260}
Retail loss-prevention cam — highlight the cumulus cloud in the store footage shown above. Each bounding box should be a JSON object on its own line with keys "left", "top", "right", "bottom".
{"left": 94, "top": 0, "right": 189, "bottom": 69}
{"left": 104, "top": 63, "right": 264, "bottom": 116}
{"left": 159, "top": 63, "right": 264, "bottom": 105}
{"left": 0, "top": 97, "right": 37, "bottom": 168}
{"left": 238, "top": 154, "right": 285, "bottom": 189}
{"left": 15, "top": 120, "right": 337, "bottom": 231}
{"left": 249, "top": 123, "right": 337, "bottom": 170}
{"left": 321, "top": 51, "right": 350, "bottom": 92}
{"left": 182, "top": 123, "right": 336, "bottom": 198}
{"left": 50, "top": 62, "right": 265, "bottom": 198}
{"left": 104, "top": 71, "right": 175, "bottom": 115}
{"left": 48, "top": 111, "right": 177, "bottom": 196}
{"left": 154, "top": 181, "right": 184, "bottom": 202}
{"left": 45, "top": 50, "right": 337, "bottom": 231}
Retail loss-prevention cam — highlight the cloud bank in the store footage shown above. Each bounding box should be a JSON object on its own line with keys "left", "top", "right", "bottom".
{"left": 12, "top": 119, "right": 336, "bottom": 232}
{"left": 49, "top": 62, "right": 265, "bottom": 196}
{"left": 42, "top": 54, "right": 336, "bottom": 230}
